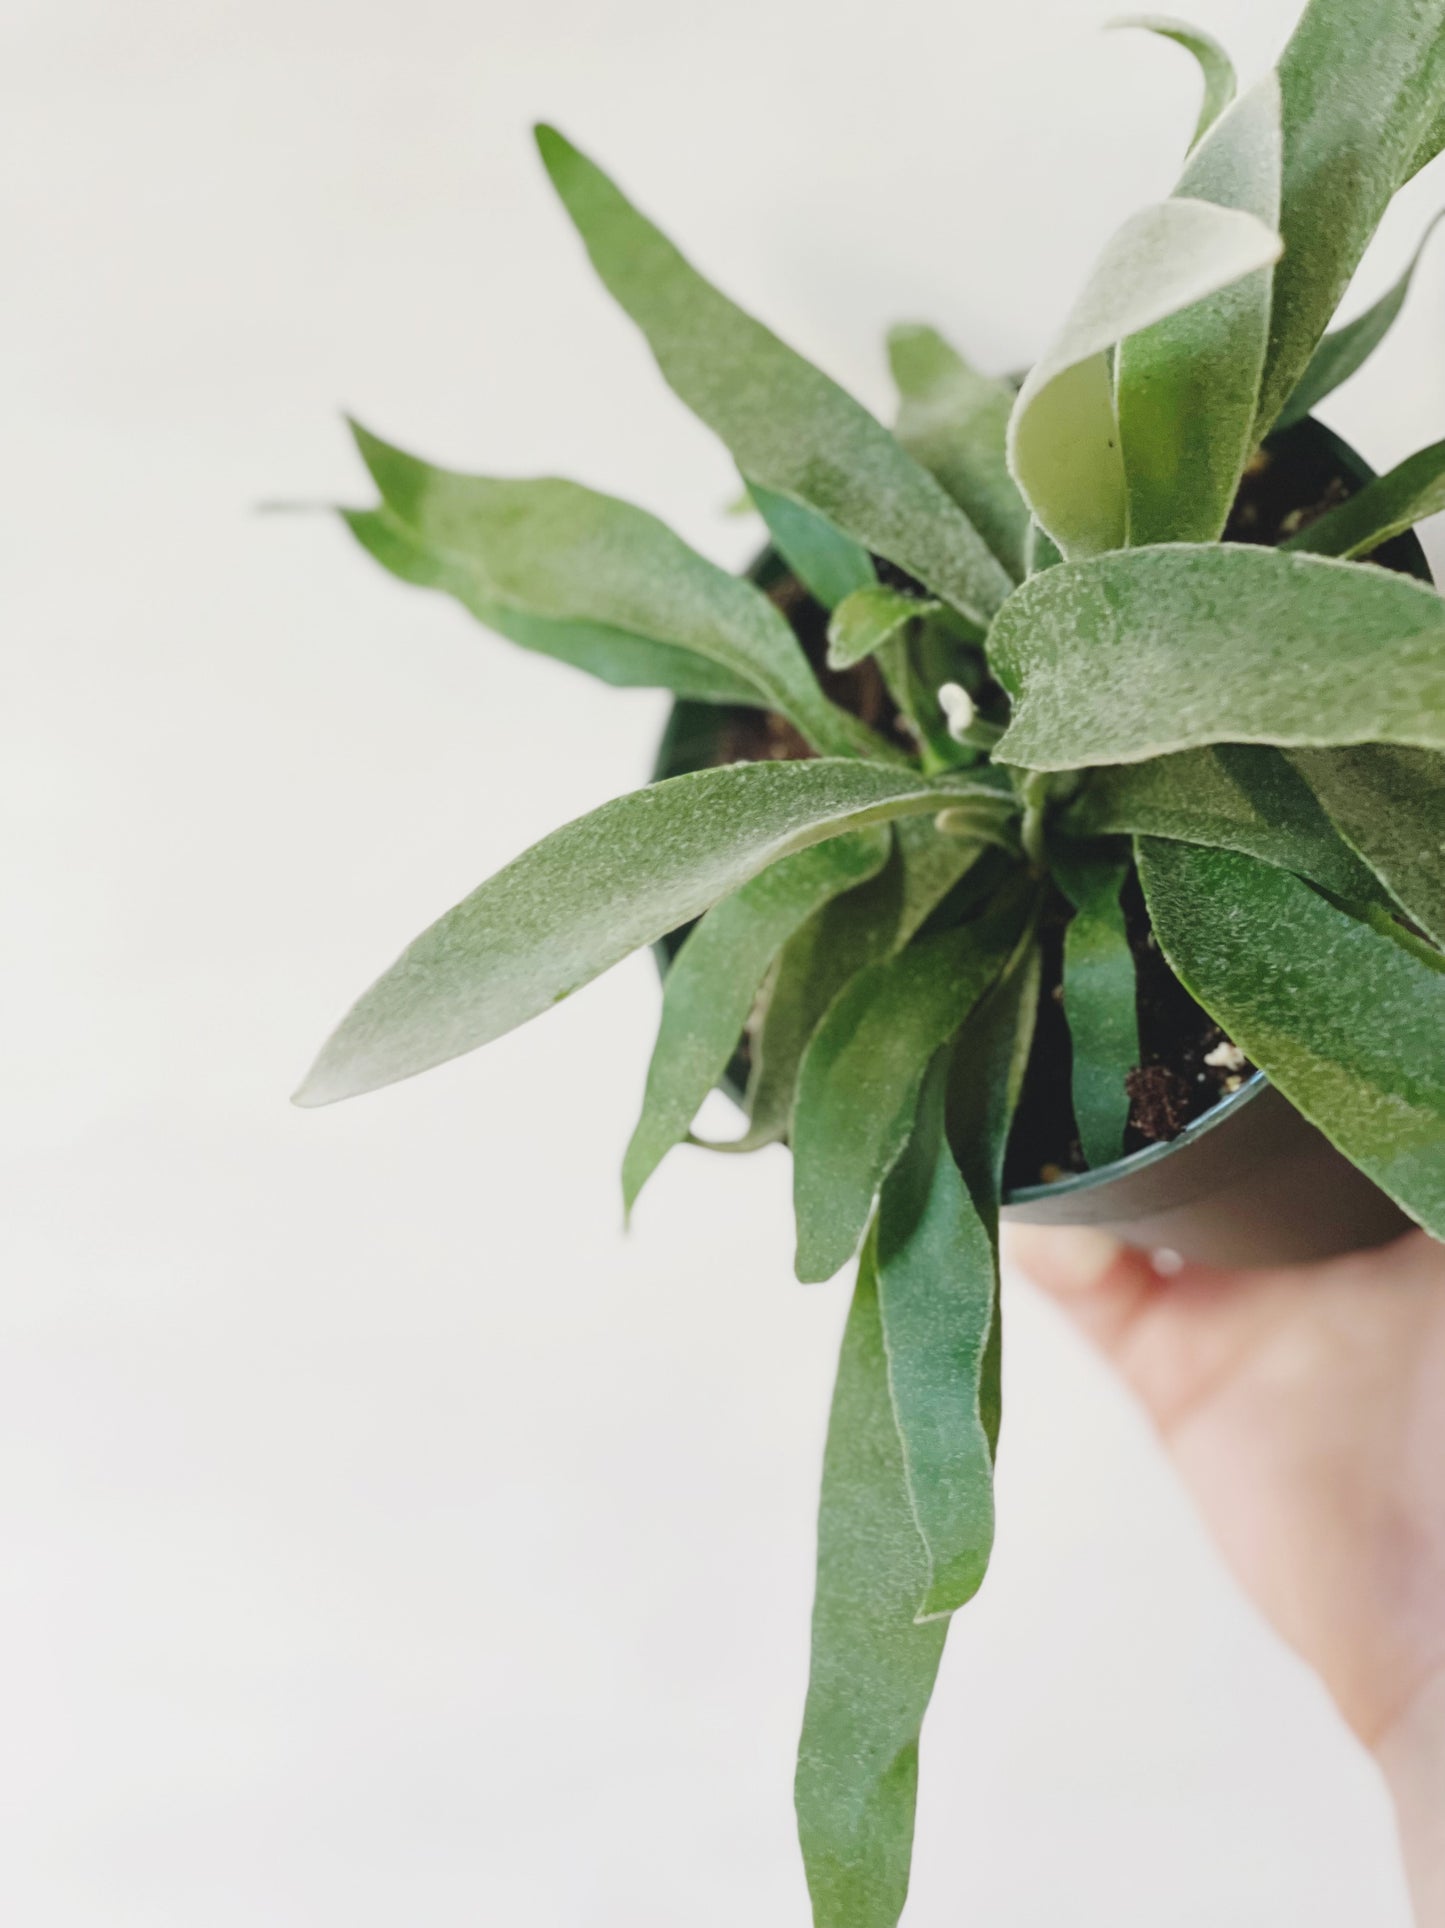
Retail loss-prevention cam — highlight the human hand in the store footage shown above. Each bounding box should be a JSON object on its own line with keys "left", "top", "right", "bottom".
{"left": 1006, "top": 1227, "right": 1445, "bottom": 1919}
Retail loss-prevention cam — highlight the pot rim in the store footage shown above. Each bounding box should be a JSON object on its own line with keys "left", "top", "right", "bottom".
{"left": 1002, "top": 1068, "right": 1268, "bottom": 1206}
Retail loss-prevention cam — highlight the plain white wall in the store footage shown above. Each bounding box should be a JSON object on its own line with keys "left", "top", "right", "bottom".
{"left": 5, "top": 0, "right": 1443, "bottom": 1921}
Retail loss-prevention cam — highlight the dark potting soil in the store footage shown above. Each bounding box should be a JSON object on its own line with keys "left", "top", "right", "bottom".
{"left": 998, "top": 871, "right": 1254, "bottom": 1189}
{"left": 700, "top": 422, "right": 1389, "bottom": 1184}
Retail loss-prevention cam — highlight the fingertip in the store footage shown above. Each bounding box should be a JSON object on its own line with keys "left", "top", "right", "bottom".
{"left": 1003, "top": 1224, "right": 1130, "bottom": 1299}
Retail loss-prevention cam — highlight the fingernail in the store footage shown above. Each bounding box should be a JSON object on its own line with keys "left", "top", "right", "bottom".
{"left": 1057, "top": 1228, "right": 1125, "bottom": 1292}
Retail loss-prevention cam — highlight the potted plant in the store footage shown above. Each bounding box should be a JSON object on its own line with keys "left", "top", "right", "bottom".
{"left": 296, "top": 4, "right": 1445, "bottom": 1921}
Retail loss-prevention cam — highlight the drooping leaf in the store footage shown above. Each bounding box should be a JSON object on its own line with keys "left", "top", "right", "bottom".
{"left": 346, "top": 507, "right": 762, "bottom": 710}
{"left": 795, "top": 1232, "right": 947, "bottom": 1928}
{"left": 621, "top": 830, "right": 890, "bottom": 1213}
{"left": 876, "top": 1055, "right": 999, "bottom": 1619}
{"left": 792, "top": 894, "right": 1030, "bottom": 1282}
{"left": 947, "top": 939, "right": 1043, "bottom": 1455}
{"left": 1065, "top": 743, "right": 1389, "bottom": 905}
{"left": 714, "top": 821, "right": 994, "bottom": 1153}
{"left": 887, "top": 325, "right": 1029, "bottom": 580}
{"left": 1283, "top": 436, "right": 1445, "bottom": 560}
{"left": 1290, "top": 746, "right": 1445, "bottom": 947}
{"left": 535, "top": 126, "right": 1013, "bottom": 628}
{"left": 1006, "top": 198, "right": 1282, "bottom": 558}
{"left": 1275, "top": 211, "right": 1445, "bottom": 432}
{"left": 749, "top": 483, "right": 877, "bottom": 610}
{"left": 1116, "top": 77, "right": 1282, "bottom": 545}
{"left": 721, "top": 850, "right": 913, "bottom": 1156}
{"left": 991, "top": 544, "right": 1445, "bottom": 771}
{"left": 1052, "top": 848, "right": 1138, "bottom": 1169}
{"left": 1108, "top": 15, "right": 1238, "bottom": 151}
{"left": 948, "top": 943, "right": 1042, "bottom": 1232}
{"left": 344, "top": 425, "right": 869, "bottom": 756}
{"left": 295, "top": 759, "right": 1009, "bottom": 1107}
{"left": 793, "top": 942, "right": 1038, "bottom": 1926}
{"left": 828, "top": 583, "right": 942, "bottom": 672}
{"left": 1138, "top": 838, "right": 1445, "bottom": 1239}
{"left": 1255, "top": 0, "right": 1445, "bottom": 435}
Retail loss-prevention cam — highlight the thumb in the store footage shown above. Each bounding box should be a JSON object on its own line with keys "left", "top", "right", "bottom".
{"left": 1003, "top": 1225, "right": 1166, "bottom": 1361}
{"left": 1003, "top": 1224, "right": 1277, "bottom": 1439}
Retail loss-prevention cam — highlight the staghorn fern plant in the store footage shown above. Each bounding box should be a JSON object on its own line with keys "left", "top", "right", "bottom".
{"left": 297, "top": 5, "right": 1445, "bottom": 1922}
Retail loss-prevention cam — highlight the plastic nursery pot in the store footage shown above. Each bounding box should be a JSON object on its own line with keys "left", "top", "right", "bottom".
{"left": 651, "top": 417, "right": 1422, "bottom": 1269}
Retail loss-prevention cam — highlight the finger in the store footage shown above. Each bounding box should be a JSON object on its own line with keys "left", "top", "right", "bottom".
{"left": 1006, "top": 1224, "right": 1326, "bottom": 1440}
{"left": 1003, "top": 1224, "right": 1164, "bottom": 1361}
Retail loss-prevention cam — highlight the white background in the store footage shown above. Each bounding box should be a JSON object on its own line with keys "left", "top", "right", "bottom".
{"left": 5, "top": 1, "right": 1443, "bottom": 1921}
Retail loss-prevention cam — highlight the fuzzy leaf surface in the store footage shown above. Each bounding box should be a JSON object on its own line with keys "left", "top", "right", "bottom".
{"left": 946, "top": 941, "right": 1042, "bottom": 1453}
{"left": 1054, "top": 849, "right": 1138, "bottom": 1170}
{"left": 796, "top": 1235, "right": 946, "bottom": 1928}
{"left": 296, "top": 761, "right": 1003, "bottom": 1107}
{"left": 1275, "top": 212, "right": 1445, "bottom": 432}
{"left": 888, "top": 325, "right": 1029, "bottom": 580}
{"left": 622, "top": 829, "right": 890, "bottom": 1212}
{"left": 1006, "top": 198, "right": 1281, "bottom": 558}
{"left": 948, "top": 944, "right": 1042, "bottom": 1232}
{"left": 749, "top": 484, "right": 877, "bottom": 611}
{"left": 1109, "top": 15, "right": 1238, "bottom": 149}
{"left": 792, "top": 902, "right": 1026, "bottom": 1282}
{"left": 345, "top": 426, "right": 866, "bottom": 753}
{"left": 725, "top": 856, "right": 911, "bottom": 1155}
{"left": 828, "top": 584, "right": 942, "bottom": 671}
{"left": 1116, "top": 78, "right": 1282, "bottom": 545}
{"left": 1065, "top": 744, "right": 1388, "bottom": 905}
{"left": 876, "top": 1056, "right": 998, "bottom": 1619}
{"left": 720, "top": 823, "right": 991, "bottom": 1152}
{"left": 793, "top": 945, "right": 1038, "bottom": 1928}
{"left": 991, "top": 545, "right": 1445, "bottom": 770}
{"left": 346, "top": 509, "right": 763, "bottom": 709}
{"left": 536, "top": 127, "right": 1012, "bottom": 627}
{"left": 1256, "top": 0, "right": 1445, "bottom": 434}
{"left": 1284, "top": 436, "right": 1445, "bottom": 560}
{"left": 1290, "top": 747, "right": 1445, "bottom": 946}
{"left": 1138, "top": 838, "right": 1445, "bottom": 1238}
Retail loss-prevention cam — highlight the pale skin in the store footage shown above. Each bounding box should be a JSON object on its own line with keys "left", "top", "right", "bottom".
{"left": 1006, "top": 1226, "right": 1445, "bottom": 1923}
